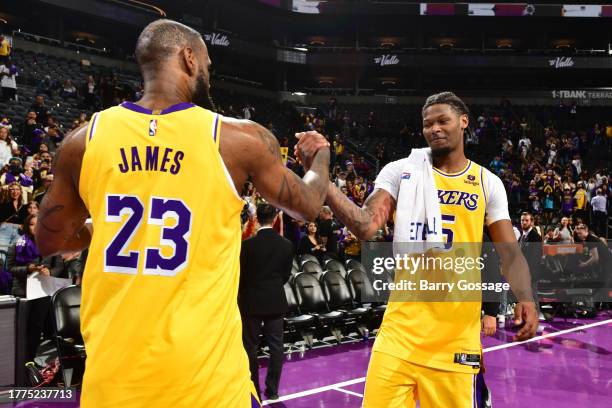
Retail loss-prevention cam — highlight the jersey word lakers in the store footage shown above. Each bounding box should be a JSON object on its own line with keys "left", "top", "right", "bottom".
{"left": 79, "top": 102, "right": 257, "bottom": 407}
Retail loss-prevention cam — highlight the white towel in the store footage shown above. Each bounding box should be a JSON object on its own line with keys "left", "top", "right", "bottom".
{"left": 393, "top": 148, "right": 444, "bottom": 255}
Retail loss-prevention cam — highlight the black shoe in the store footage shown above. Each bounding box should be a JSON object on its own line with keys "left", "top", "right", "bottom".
{"left": 264, "top": 390, "right": 280, "bottom": 400}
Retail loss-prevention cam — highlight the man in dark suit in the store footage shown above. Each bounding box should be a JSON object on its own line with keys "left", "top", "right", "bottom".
{"left": 519, "top": 211, "right": 543, "bottom": 320}
{"left": 239, "top": 203, "right": 294, "bottom": 401}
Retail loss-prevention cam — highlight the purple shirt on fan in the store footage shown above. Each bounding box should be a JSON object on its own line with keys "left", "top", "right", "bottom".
{"left": 4, "top": 173, "right": 33, "bottom": 187}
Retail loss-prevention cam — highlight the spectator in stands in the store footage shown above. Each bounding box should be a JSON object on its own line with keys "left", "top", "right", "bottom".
{"left": 342, "top": 229, "right": 361, "bottom": 261}
{"left": 490, "top": 155, "right": 503, "bottom": 175}
{"left": 1, "top": 158, "right": 33, "bottom": 189}
{"left": 61, "top": 250, "right": 84, "bottom": 283}
{"left": 61, "top": 79, "right": 77, "bottom": 99}
{"left": 561, "top": 188, "right": 574, "bottom": 217}
{"left": 82, "top": 75, "right": 97, "bottom": 109}
{"left": 77, "top": 112, "right": 88, "bottom": 126}
{"left": 22, "top": 111, "right": 40, "bottom": 147}
{"left": 0, "top": 127, "right": 18, "bottom": 167}
{"left": 591, "top": 189, "right": 608, "bottom": 238}
{"left": 0, "top": 57, "right": 17, "bottom": 102}
{"left": 518, "top": 134, "right": 531, "bottom": 159}
{"left": 239, "top": 203, "right": 293, "bottom": 402}
{"left": 33, "top": 174, "right": 53, "bottom": 204}
{"left": 552, "top": 217, "right": 574, "bottom": 244}
{"left": 0, "top": 182, "right": 26, "bottom": 224}
{"left": 543, "top": 226, "right": 556, "bottom": 244}
{"left": 0, "top": 115, "right": 12, "bottom": 132}
{"left": 574, "top": 181, "right": 588, "bottom": 222}
{"left": 45, "top": 125, "right": 64, "bottom": 152}
{"left": 335, "top": 171, "right": 347, "bottom": 189}
{"left": 574, "top": 223, "right": 601, "bottom": 275}
{"left": 519, "top": 212, "right": 543, "bottom": 319}
{"left": 8, "top": 214, "right": 66, "bottom": 362}
{"left": 29, "top": 95, "right": 49, "bottom": 124}
{"left": 317, "top": 206, "right": 339, "bottom": 257}
{"left": 298, "top": 222, "right": 326, "bottom": 261}
{"left": 32, "top": 144, "right": 50, "bottom": 165}
{"left": 0, "top": 34, "right": 10, "bottom": 63}
{"left": 18, "top": 201, "right": 38, "bottom": 224}
{"left": 542, "top": 192, "right": 555, "bottom": 224}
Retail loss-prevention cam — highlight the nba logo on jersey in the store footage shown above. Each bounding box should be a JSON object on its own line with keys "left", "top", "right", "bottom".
{"left": 149, "top": 119, "right": 158, "bottom": 136}
{"left": 401, "top": 172, "right": 411, "bottom": 180}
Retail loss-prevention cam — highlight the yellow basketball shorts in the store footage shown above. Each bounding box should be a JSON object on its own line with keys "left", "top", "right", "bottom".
{"left": 363, "top": 351, "right": 485, "bottom": 408}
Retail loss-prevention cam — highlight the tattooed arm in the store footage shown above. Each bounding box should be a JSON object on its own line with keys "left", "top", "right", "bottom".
{"left": 325, "top": 184, "right": 396, "bottom": 241}
{"left": 35, "top": 125, "right": 91, "bottom": 256}
{"left": 220, "top": 119, "right": 329, "bottom": 222}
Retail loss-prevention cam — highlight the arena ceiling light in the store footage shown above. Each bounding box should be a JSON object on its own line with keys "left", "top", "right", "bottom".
{"left": 293, "top": 47, "right": 308, "bottom": 52}
{"left": 292, "top": 92, "right": 307, "bottom": 96}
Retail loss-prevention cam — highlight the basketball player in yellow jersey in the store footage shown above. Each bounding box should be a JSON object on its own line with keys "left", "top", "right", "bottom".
{"left": 34, "top": 20, "right": 330, "bottom": 408}
{"left": 320, "top": 92, "right": 538, "bottom": 407}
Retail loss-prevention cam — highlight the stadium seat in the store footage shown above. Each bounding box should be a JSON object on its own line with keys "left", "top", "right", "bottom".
{"left": 300, "top": 254, "right": 320, "bottom": 267}
{"left": 324, "top": 259, "right": 348, "bottom": 278}
{"left": 346, "top": 259, "right": 367, "bottom": 273}
{"left": 283, "top": 282, "right": 317, "bottom": 346}
{"left": 52, "top": 285, "right": 86, "bottom": 387}
{"left": 347, "top": 269, "right": 387, "bottom": 329}
{"left": 292, "top": 272, "right": 344, "bottom": 342}
{"left": 291, "top": 260, "right": 300, "bottom": 276}
{"left": 292, "top": 257, "right": 299, "bottom": 271}
{"left": 347, "top": 269, "right": 385, "bottom": 308}
{"left": 320, "top": 271, "right": 371, "bottom": 337}
{"left": 301, "top": 260, "right": 323, "bottom": 279}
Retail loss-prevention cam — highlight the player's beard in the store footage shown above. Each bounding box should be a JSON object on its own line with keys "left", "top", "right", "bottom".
{"left": 431, "top": 145, "right": 452, "bottom": 158}
{"left": 192, "top": 69, "right": 216, "bottom": 111}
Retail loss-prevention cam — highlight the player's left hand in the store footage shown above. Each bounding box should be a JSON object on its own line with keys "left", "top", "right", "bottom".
{"left": 481, "top": 315, "right": 496, "bottom": 337}
{"left": 512, "top": 301, "right": 538, "bottom": 341}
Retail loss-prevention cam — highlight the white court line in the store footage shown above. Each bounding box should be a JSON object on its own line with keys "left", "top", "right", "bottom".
{"left": 261, "top": 377, "right": 365, "bottom": 405}
{"left": 261, "top": 318, "right": 612, "bottom": 405}
{"left": 333, "top": 387, "right": 364, "bottom": 398}
{"left": 483, "top": 318, "right": 612, "bottom": 352}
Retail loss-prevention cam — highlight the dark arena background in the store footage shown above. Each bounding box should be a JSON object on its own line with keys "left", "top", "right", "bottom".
{"left": 0, "top": 0, "right": 610, "bottom": 407}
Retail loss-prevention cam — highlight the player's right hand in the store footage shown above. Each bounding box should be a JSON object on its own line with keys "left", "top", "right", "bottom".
{"left": 294, "top": 131, "right": 330, "bottom": 171}
{"left": 512, "top": 301, "right": 538, "bottom": 341}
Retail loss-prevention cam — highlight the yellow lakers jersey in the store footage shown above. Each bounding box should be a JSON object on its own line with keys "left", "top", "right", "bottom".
{"left": 374, "top": 160, "right": 487, "bottom": 373}
{"left": 79, "top": 102, "right": 256, "bottom": 407}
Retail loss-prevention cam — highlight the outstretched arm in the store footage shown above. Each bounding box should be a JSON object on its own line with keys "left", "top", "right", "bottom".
{"left": 488, "top": 219, "right": 537, "bottom": 341}
{"left": 221, "top": 119, "right": 329, "bottom": 222}
{"left": 325, "top": 184, "right": 395, "bottom": 241}
{"left": 35, "top": 125, "right": 91, "bottom": 256}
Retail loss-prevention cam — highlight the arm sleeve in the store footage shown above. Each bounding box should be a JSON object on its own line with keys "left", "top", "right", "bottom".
{"left": 8, "top": 245, "right": 29, "bottom": 279}
{"left": 374, "top": 158, "right": 408, "bottom": 201}
{"left": 483, "top": 168, "right": 511, "bottom": 226}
